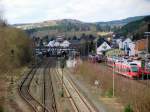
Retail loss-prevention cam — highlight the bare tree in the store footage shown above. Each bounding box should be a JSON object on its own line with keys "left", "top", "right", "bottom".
{"left": 0, "top": 2, "right": 7, "bottom": 27}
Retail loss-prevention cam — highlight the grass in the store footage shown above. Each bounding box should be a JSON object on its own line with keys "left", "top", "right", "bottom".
{"left": 74, "top": 61, "right": 150, "bottom": 112}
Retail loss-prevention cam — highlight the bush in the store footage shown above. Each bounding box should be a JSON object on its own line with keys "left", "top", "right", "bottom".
{"left": 0, "top": 106, "right": 3, "bottom": 112}
{"left": 105, "top": 88, "right": 113, "bottom": 98}
{"left": 124, "top": 104, "right": 133, "bottom": 112}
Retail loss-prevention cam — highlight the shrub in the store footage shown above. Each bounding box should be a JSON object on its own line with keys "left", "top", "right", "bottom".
{"left": 105, "top": 88, "right": 113, "bottom": 98}
{"left": 124, "top": 104, "right": 133, "bottom": 112}
{"left": 0, "top": 106, "right": 3, "bottom": 112}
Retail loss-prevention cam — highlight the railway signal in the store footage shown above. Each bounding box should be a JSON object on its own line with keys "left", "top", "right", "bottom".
{"left": 60, "top": 57, "right": 66, "bottom": 97}
{"left": 141, "top": 59, "right": 145, "bottom": 68}
{"left": 141, "top": 59, "right": 145, "bottom": 79}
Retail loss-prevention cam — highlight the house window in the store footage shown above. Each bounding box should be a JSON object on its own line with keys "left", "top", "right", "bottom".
{"left": 102, "top": 45, "right": 107, "bottom": 49}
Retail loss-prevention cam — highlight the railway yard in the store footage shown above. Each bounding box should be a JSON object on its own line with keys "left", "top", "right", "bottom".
{"left": 17, "top": 57, "right": 100, "bottom": 112}
{"left": 5, "top": 56, "right": 149, "bottom": 112}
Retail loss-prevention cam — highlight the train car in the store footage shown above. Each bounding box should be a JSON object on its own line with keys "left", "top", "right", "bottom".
{"left": 106, "top": 56, "right": 150, "bottom": 79}
{"left": 115, "top": 61, "right": 140, "bottom": 79}
{"left": 107, "top": 57, "right": 114, "bottom": 67}
{"left": 134, "top": 61, "right": 150, "bottom": 78}
{"left": 107, "top": 57, "right": 123, "bottom": 67}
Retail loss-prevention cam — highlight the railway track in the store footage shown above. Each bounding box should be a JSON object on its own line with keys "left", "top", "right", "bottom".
{"left": 53, "top": 67, "right": 96, "bottom": 112}
{"left": 18, "top": 66, "right": 49, "bottom": 112}
{"left": 42, "top": 60, "right": 57, "bottom": 112}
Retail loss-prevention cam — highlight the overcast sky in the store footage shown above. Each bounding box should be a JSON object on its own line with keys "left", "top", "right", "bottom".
{"left": 0, "top": 0, "right": 150, "bottom": 24}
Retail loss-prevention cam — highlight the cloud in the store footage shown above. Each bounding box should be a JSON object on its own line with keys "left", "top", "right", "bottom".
{"left": 1, "top": 0, "right": 150, "bottom": 24}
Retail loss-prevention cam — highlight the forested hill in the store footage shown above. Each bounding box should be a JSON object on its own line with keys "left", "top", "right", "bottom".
{"left": 15, "top": 15, "right": 149, "bottom": 32}
{"left": 95, "top": 15, "right": 146, "bottom": 27}
{"left": 117, "top": 16, "right": 150, "bottom": 40}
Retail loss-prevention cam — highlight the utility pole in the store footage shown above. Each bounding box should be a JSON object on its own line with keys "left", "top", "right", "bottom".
{"left": 61, "top": 67, "right": 64, "bottom": 97}
{"left": 144, "top": 32, "right": 150, "bottom": 53}
{"left": 113, "top": 62, "right": 115, "bottom": 97}
{"left": 144, "top": 32, "right": 150, "bottom": 80}
{"left": 10, "top": 49, "right": 15, "bottom": 98}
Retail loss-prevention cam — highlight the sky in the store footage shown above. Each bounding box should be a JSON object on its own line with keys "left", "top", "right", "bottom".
{"left": 0, "top": 0, "right": 150, "bottom": 24}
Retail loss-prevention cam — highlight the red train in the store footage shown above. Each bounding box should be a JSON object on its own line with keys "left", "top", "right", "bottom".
{"left": 133, "top": 61, "right": 150, "bottom": 79}
{"left": 115, "top": 61, "right": 140, "bottom": 79}
{"left": 107, "top": 57, "right": 150, "bottom": 79}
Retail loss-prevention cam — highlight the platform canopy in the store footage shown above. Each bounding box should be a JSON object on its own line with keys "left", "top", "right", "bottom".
{"left": 54, "top": 41, "right": 60, "bottom": 47}
{"left": 60, "top": 40, "right": 71, "bottom": 48}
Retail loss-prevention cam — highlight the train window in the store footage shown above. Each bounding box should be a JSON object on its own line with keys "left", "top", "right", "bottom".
{"left": 131, "top": 67, "right": 138, "bottom": 72}
{"left": 146, "top": 68, "right": 150, "bottom": 72}
{"left": 122, "top": 67, "right": 125, "bottom": 72}
{"left": 130, "top": 63, "right": 137, "bottom": 66}
{"left": 128, "top": 69, "right": 131, "bottom": 72}
{"left": 125, "top": 68, "right": 129, "bottom": 72}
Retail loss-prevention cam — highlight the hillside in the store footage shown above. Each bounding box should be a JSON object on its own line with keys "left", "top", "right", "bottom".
{"left": 13, "top": 15, "right": 150, "bottom": 38}
{"left": 14, "top": 15, "right": 148, "bottom": 31}
{"left": 0, "top": 26, "right": 32, "bottom": 73}
{"left": 14, "top": 19, "right": 91, "bottom": 31}
{"left": 117, "top": 16, "right": 150, "bottom": 39}
{"left": 96, "top": 15, "right": 146, "bottom": 26}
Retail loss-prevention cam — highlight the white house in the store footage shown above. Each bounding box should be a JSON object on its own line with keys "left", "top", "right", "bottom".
{"left": 116, "top": 39, "right": 122, "bottom": 45}
{"left": 60, "top": 40, "right": 71, "bottom": 48}
{"left": 128, "top": 42, "right": 135, "bottom": 56}
{"left": 96, "top": 42, "right": 111, "bottom": 55}
{"left": 117, "top": 38, "right": 136, "bottom": 56}
{"left": 118, "top": 38, "right": 132, "bottom": 50}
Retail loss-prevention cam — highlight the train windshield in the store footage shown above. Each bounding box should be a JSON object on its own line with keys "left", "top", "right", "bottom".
{"left": 131, "top": 67, "right": 138, "bottom": 72}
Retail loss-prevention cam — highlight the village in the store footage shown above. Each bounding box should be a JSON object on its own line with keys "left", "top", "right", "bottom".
{"left": 35, "top": 26, "right": 150, "bottom": 61}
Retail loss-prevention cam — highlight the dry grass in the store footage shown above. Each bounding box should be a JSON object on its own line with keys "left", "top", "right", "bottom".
{"left": 0, "top": 26, "right": 32, "bottom": 73}
{"left": 75, "top": 61, "right": 150, "bottom": 112}
{"left": 0, "top": 26, "right": 32, "bottom": 111}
